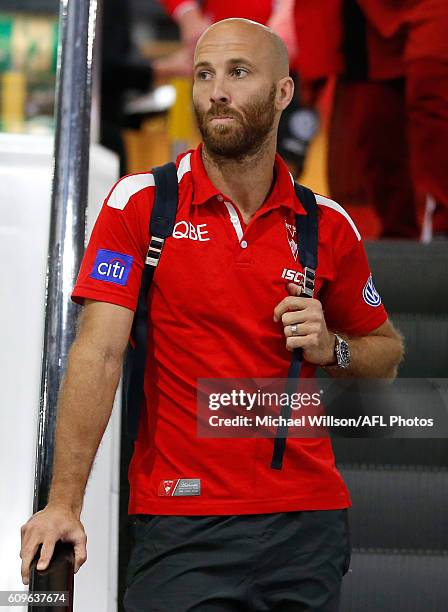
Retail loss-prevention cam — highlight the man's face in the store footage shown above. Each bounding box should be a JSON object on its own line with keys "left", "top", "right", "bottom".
{"left": 193, "top": 28, "right": 278, "bottom": 159}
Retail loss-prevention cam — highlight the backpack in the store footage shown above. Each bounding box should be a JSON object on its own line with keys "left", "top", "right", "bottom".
{"left": 122, "top": 161, "right": 318, "bottom": 471}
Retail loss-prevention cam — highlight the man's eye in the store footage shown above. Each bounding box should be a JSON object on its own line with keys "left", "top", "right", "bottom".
{"left": 197, "top": 71, "right": 212, "bottom": 80}
{"left": 233, "top": 68, "right": 248, "bottom": 78}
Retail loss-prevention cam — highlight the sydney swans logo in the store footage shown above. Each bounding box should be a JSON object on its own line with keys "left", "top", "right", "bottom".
{"left": 285, "top": 219, "right": 298, "bottom": 261}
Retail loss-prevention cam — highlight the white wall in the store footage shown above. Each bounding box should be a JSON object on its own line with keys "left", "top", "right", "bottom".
{"left": 0, "top": 133, "right": 120, "bottom": 612}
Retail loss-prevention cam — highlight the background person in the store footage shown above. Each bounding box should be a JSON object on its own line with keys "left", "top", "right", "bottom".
{"left": 293, "top": 0, "right": 448, "bottom": 239}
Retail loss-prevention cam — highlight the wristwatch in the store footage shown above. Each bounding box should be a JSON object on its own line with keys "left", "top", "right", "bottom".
{"left": 334, "top": 333, "right": 351, "bottom": 369}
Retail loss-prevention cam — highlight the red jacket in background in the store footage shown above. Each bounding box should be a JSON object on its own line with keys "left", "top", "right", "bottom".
{"left": 161, "top": 0, "right": 273, "bottom": 25}
{"left": 293, "top": 0, "right": 448, "bottom": 82}
{"left": 293, "top": 0, "right": 343, "bottom": 80}
{"left": 359, "top": 0, "right": 448, "bottom": 64}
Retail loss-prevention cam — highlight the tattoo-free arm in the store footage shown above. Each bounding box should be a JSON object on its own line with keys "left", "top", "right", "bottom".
{"left": 20, "top": 299, "right": 133, "bottom": 583}
{"left": 323, "top": 319, "right": 404, "bottom": 379}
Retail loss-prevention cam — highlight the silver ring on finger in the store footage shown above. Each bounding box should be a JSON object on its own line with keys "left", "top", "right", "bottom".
{"left": 290, "top": 324, "right": 299, "bottom": 336}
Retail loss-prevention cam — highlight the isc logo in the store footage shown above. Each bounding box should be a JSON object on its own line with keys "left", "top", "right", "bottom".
{"left": 90, "top": 249, "right": 133, "bottom": 286}
{"left": 281, "top": 268, "right": 304, "bottom": 284}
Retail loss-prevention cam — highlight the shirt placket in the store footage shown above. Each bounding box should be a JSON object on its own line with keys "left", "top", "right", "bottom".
{"left": 218, "top": 193, "right": 289, "bottom": 263}
{"left": 216, "top": 194, "right": 253, "bottom": 265}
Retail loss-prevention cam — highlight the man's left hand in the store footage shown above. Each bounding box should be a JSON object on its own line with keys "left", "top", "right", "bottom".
{"left": 273, "top": 283, "right": 336, "bottom": 366}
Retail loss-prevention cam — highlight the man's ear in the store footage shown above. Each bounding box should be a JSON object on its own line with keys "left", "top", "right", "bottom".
{"left": 276, "top": 76, "right": 295, "bottom": 111}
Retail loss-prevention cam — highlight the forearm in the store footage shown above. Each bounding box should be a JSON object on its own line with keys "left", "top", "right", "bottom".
{"left": 171, "top": 1, "right": 200, "bottom": 21}
{"left": 47, "top": 339, "right": 122, "bottom": 516}
{"left": 167, "top": 1, "right": 209, "bottom": 46}
{"left": 324, "top": 331, "right": 404, "bottom": 379}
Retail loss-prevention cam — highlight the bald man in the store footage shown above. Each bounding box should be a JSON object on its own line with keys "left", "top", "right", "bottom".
{"left": 20, "top": 18, "right": 402, "bottom": 612}
{"left": 192, "top": 19, "right": 293, "bottom": 220}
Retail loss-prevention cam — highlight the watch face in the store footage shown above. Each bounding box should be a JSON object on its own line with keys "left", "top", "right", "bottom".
{"left": 336, "top": 337, "right": 351, "bottom": 368}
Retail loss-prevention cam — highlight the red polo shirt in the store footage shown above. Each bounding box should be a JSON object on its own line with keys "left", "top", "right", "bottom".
{"left": 72, "top": 144, "right": 387, "bottom": 515}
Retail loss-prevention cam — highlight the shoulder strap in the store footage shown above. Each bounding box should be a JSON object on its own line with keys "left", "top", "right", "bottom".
{"left": 123, "top": 162, "right": 179, "bottom": 441}
{"left": 270, "top": 182, "right": 319, "bottom": 470}
{"left": 294, "top": 182, "right": 318, "bottom": 289}
{"left": 145, "top": 163, "right": 179, "bottom": 266}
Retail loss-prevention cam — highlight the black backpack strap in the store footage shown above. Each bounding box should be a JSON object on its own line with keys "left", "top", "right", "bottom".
{"left": 123, "top": 162, "right": 179, "bottom": 440}
{"left": 145, "top": 163, "right": 179, "bottom": 266}
{"left": 295, "top": 184, "right": 318, "bottom": 297}
{"left": 270, "top": 183, "right": 318, "bottom": 470}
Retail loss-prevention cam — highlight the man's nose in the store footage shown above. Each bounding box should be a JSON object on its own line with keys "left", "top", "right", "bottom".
{"left": 210, "top": 77, "right": 230, "bottom": 105}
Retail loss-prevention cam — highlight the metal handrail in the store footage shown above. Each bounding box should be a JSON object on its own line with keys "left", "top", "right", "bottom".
{"left": 28, "top": 0, "right": 98, "bottom": 608}
{"left": 29, "top": 543, "right": 74, "bottom": 612}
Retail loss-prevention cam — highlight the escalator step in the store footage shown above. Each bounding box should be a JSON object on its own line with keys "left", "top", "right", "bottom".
{"left": 365, "top": 241, "right": 448, "bottom": 314}
{"left": 340, "top": 467, "right": 448, "bottom": 550}
{"left": 333, "top": 437, "right": 448, "bottom": 468}
{"left": 341, "top": 551, "right": 448, "bottom": 612}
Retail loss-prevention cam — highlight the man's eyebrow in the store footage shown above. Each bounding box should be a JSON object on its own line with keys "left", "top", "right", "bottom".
{"left": 194, "top": 60, "right": 213, "bottom": 71}
{"left": 226, "top": 57, "right": 255, "bottom": 68}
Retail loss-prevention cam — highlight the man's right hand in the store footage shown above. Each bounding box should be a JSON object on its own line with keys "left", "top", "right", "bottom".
{"left": 20, "top": 504, "right": 87, "bottom": 585}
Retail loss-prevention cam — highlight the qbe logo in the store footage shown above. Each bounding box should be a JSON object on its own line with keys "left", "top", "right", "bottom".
{"left": 90, "top": 249, "right": 133, "bottom": 286}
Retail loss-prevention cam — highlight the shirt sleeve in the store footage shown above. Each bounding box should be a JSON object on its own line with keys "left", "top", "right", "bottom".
{"left": 322, "top": 237, "right": 388, "bottom": 336}
{"left": 71, "top": 174, "right": 154, "bottom": 312}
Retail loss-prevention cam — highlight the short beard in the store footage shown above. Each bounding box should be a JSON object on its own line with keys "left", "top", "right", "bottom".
{"left": 194, "top": 84, "right": 277, "bottom": 162}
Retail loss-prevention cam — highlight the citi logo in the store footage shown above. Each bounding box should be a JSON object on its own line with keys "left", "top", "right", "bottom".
{"left": 281, "top": 268, "right": 304, "bottom": 284}
{"left": 90, "top": 249, "right": 133, "bottom": 286}
{"left": 98, "top": 258, "right": 127, "bottom": 280}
